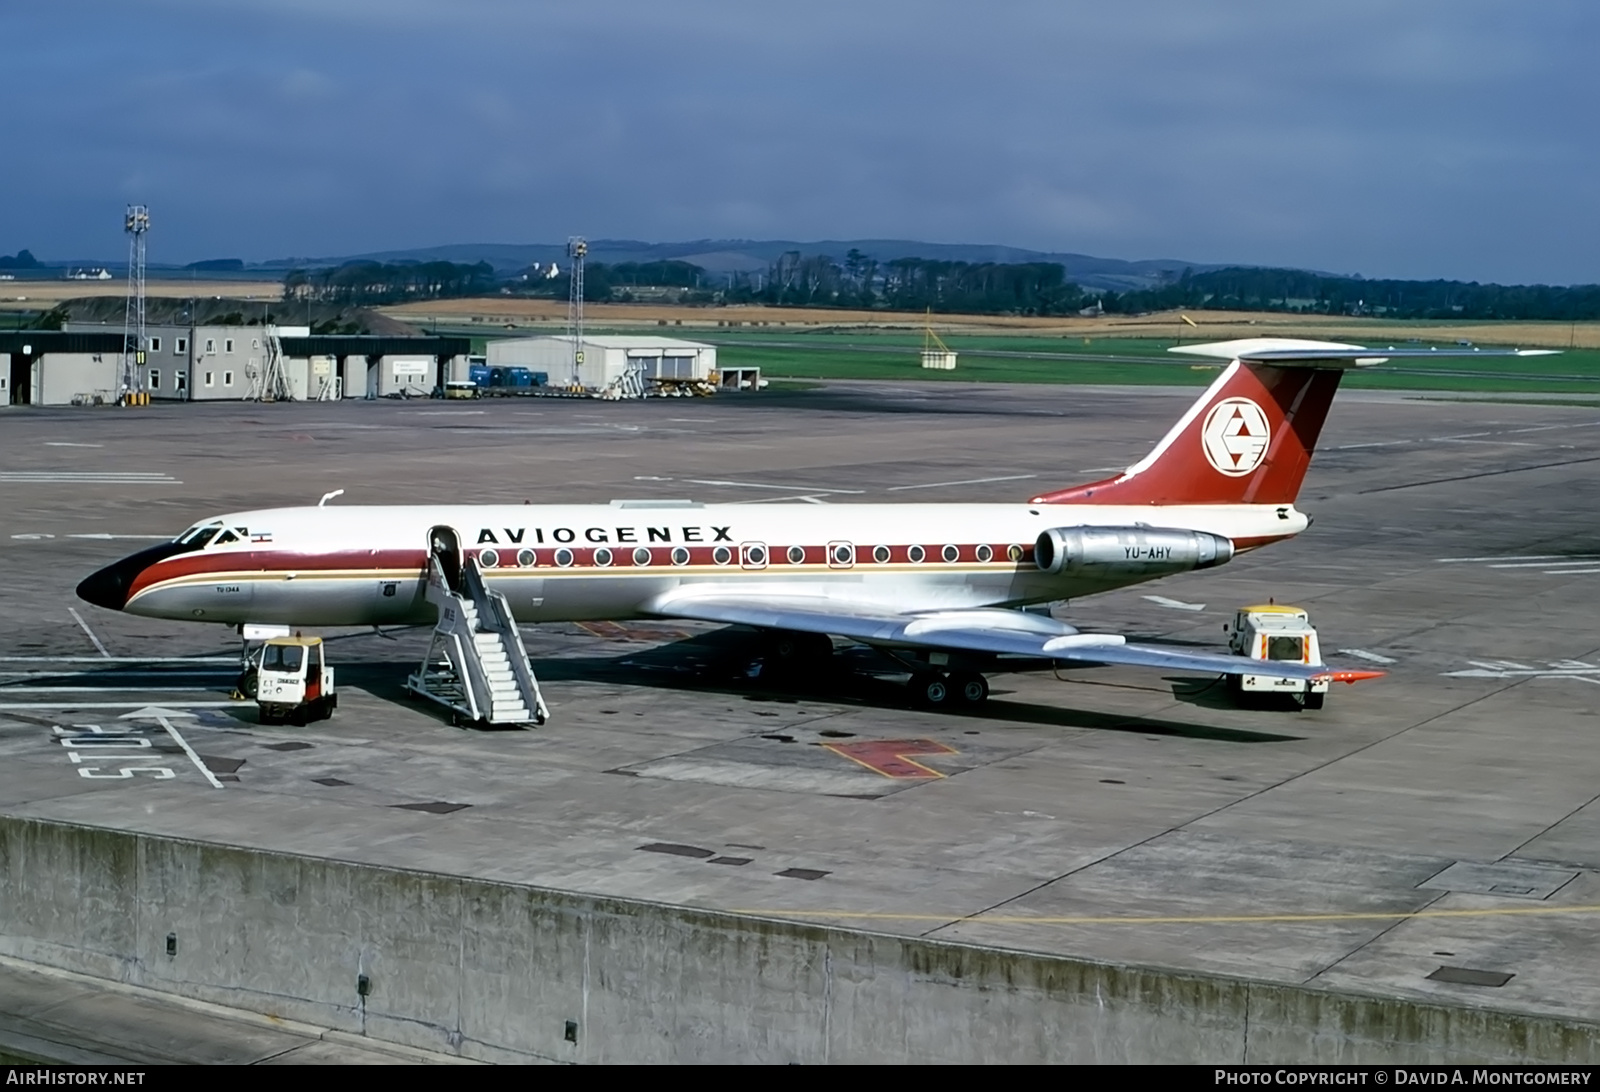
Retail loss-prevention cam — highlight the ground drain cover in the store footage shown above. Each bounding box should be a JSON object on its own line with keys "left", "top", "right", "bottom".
{"left": 1428, "top": 966, "right": 1514, "bottom": 988}
{"left": 198, "top": 756, "right": 245, "bottom": 774}
{"left": 1419, "top": 861, "right": 1577, "bottom": 900}
{"left": 638, "top": 842, "right": 714, "bottom": 858}
{"left": 262, "top": 742, "right": 313, "bottom": 752}
{"left": 776, "top": 868, "right": 829, "bottom": 881}
{"left": 313, "top": 777, "right": 351, "bottom": 787}
{"left": 391, "top": 801, "right": 470, "bottom": 815}
{"left": 710, "top": 856, "right": 752, "bottom": 866}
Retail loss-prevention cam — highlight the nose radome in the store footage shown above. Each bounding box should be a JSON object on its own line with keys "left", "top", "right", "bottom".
{"left": 76, "top": 562, "right": 135, "bottom": 611}
{"left": 76, "top": 540, "right": 193, "bottom": 612}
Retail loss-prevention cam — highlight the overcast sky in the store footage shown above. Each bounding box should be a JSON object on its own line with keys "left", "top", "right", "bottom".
{"left": 2, "top": 0, "right": 1595, "bottom": 283}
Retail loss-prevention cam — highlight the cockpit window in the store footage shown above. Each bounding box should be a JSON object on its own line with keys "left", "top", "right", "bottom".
{"left": 212, "top": 529, "right": 240, "bottom": 546}
{"left": 177, "top": 521, "right": 224, "bottom": 547}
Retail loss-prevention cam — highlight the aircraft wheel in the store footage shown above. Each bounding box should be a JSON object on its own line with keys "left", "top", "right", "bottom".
{"left": 950, "top": 671, "right": 989, "bottom": 706}
{"left": 908, "top": 671, "right": 951, "bottom": 708}
{"left": 768, "top": 631, "right": 832, "bottom": 664}
{"left": 764, "top": 631, "right": 834, "bottom": 678}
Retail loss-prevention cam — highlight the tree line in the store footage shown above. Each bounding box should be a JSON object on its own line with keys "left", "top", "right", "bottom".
{"left": 1100, "top": 267, "right": 1600, "bottom": 320}
{"left": 512, "top": 250, "right": 1088, "bottom": 314}
{"left": 713, "top": 250, "right": 1089, "bottom": 315}
{"left": 282, "top": 260, "right": 497, "bottom": 304}
{"left": 277, "top": 254, "right": 1600, "bottom": 321}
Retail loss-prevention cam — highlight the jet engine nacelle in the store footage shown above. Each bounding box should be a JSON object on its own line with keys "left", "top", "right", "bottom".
{"left": 1034, "top": 525, "right": 1234, "bottom": 577}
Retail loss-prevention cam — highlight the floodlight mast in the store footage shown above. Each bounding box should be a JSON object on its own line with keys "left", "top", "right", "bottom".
{"left": 120, "top": 205, "right": 150, "bottom": 399}
{"left": 566, "top": 237, "right": 587, "bottom": 388}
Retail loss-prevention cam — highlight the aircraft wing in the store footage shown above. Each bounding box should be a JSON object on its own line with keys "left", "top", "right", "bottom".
{"left": 645, "top": 592, "right": 1366, "bottom": 682}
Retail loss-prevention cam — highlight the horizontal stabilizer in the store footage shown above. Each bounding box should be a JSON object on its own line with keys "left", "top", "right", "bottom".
{"left": 1170, "top": 338, "right": 1558, "bottom": 366}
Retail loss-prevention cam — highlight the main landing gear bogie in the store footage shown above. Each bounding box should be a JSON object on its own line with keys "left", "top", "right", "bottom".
{"left": 759, "top": 631, "right": 837, "bottom": 680}
{"left": 908, "top": 669, "right": 988, "bottom": 710}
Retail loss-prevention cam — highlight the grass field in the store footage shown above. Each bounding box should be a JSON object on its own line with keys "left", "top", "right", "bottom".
{"left": 391, "top": 297, "right": 1600, "bottom": 393}
{"left": 682, "top": 330, "right": 1600, "bottom": 394}
{"left": 12, "top": 284, "right": 1587, "bottom": 393}
{"left": 0, "top": 280, "right": 282, "bottom": 306}
{"left": 385, "top": 297, "right": 1600, "bottom": 350}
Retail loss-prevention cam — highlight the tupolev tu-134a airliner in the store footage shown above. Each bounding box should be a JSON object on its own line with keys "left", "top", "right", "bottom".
{"left": 77, "top": 339, "right": 1554, "bottom": 708}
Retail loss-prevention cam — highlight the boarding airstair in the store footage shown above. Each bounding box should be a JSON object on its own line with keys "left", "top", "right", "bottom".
{"left": 406, "top": 556, "right": 548, "bottom": 727}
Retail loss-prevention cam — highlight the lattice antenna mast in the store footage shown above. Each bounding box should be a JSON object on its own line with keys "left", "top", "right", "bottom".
{"left": 566, "top": 237, "right": 587, "bottom": 387}
{"left": 120, "top": 205, "right": 150, "bottom": 396}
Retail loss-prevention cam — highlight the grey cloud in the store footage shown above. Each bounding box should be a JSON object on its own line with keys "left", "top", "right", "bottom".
{"left": 1, "top": 0, "right": 1595, "bottom": 283}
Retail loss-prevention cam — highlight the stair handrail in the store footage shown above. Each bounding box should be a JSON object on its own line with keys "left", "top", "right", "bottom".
{"left": 426, "top": 555, "right": 495, "bottom": 721}
{"left": 446, "top": 632, "right": 482, "bottom": 722}
{"left": 462, "top": 557, "right": 548, "bottom": 723}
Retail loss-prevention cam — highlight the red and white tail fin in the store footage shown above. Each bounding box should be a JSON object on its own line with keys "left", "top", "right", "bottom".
{"left": 1031, "top": 339, "right": 1362, "bottom": 506}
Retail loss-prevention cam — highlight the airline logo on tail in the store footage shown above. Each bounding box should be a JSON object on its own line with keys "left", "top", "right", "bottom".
{"left": 1201, "top": 397, "right": 1271, "bottom": 477}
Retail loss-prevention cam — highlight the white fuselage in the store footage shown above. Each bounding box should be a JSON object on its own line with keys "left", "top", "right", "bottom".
{"left": 115, "top": 501, "right": 1307, "bottom": 628}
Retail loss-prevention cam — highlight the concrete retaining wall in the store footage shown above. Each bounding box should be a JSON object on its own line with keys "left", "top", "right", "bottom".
{"left": 1, "top": 816, "right": 1595, "bottom": 1064}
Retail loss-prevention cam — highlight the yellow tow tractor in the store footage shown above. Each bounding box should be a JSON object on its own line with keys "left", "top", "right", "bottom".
{"left": 1225, "top": 603, "right": 1329, "bottom": 709}
{"left": 237, "top": 635, "right": 337, "bottom": 725}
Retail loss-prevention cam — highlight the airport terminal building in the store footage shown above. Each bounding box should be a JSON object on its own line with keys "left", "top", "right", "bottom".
{"left": 4, "top": 323, "right": 471, "bottom": 405}
{"left": 1, "top": 330, "right": 126, "bottom": 406}
{"left": 488, "top": 334, "right": 717, "bottom": 390}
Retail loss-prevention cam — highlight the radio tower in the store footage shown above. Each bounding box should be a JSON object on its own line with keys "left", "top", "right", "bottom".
{"left": 120, "top": 205, "right": 150, "bottom": 399}
{"left": 565, "top": 236, "right": 587, "bottom": 388}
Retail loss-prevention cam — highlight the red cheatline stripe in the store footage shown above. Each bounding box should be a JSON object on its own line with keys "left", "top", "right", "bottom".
{"left": 132, "top": 543, "right": 1036, "bottom": 593}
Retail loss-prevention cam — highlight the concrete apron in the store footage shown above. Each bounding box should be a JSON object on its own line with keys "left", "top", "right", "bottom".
{"left": 1, "top": 815, "right": 1596, "bottom": 1065}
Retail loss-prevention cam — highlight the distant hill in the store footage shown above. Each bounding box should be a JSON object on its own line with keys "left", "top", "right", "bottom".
{"left": 254, "top": 238, "right": 1227, "bottom": 292}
